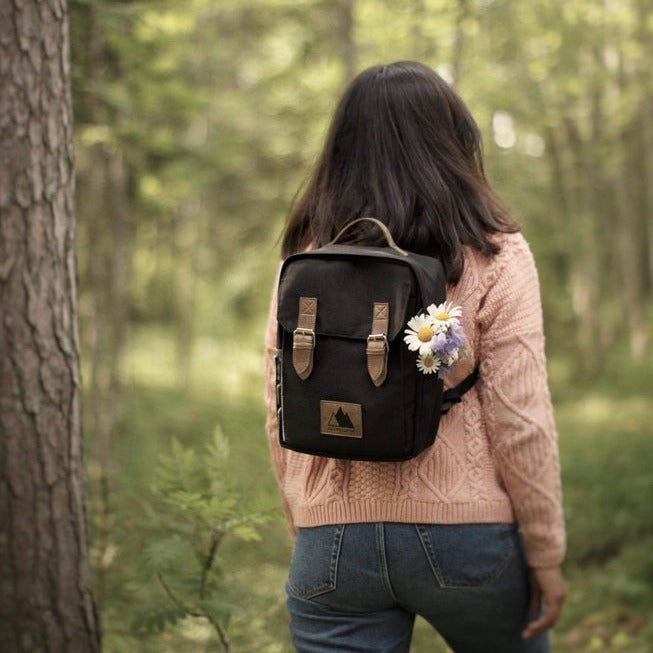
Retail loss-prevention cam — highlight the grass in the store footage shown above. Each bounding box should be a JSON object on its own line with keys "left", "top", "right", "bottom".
{"left": 551, "top": 376, "right": 653, "bottom": 653}
{"left": 87, "top": 326, "right": 653, "bottom": 652}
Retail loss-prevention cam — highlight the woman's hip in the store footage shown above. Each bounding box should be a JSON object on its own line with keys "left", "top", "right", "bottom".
{"left": 286, "top": 522, "right": 548, "bottom": 652}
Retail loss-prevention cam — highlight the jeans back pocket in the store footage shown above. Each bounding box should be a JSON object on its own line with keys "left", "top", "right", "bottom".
{"left": 287, "top": 525, "right": 344, "bottom": 599}
{"left": 416, "top": 523, "right": 518, "bottom": 588}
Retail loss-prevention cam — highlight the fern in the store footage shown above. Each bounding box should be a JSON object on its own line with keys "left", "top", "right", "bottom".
{"left": 143, "top": 534, "right": 191, "bottom": 572}
{"left": 131, "top": 603, "right": 187, "bottom": 634}
{"left": 130, "top": 424, "right": 266, "bottom": 652}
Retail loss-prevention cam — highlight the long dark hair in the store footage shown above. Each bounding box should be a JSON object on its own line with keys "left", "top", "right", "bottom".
{"left": 281, "top": 61, "right": 519, "bottom": 283}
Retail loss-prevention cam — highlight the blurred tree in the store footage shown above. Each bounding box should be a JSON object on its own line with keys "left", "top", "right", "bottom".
{"left": 339, "top": 0, "right": 357, "bottom": 81}
{"left": 69, "top": 1, "right": 137, "bottom": 616}
{"left": 457, "top": 0, "right": 652, "bottom": 365}
{"left": 0, "top": 0, "right": 100, "bottom": 650}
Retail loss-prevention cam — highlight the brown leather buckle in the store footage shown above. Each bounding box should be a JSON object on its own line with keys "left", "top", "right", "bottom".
{"left": 366, "top": 334, "right": 388, "bottom": 349}
{"left": 293, "top": 327, "right": 316, "bottom": 341}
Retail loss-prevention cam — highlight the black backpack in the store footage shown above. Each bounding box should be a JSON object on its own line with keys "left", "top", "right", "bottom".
{"left": 275, "top": 218, "right": 478, "bottom": 461}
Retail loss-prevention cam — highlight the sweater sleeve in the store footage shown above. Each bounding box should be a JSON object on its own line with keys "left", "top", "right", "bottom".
{"left": 477, "top": 234, "right": 565, "bottom": 568}
{"left": 263, "top": 273, "right": 297, "bottom": 540}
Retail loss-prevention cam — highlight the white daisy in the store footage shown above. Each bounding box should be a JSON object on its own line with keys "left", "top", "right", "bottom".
{"left": 404, "top": 313, "right": 437, "bottom": 356}
{"left": 416, "top": 352, "right": 440, "bottom": 374}
{"left": 426, "top": 302, "right": 463, "bottom": 333}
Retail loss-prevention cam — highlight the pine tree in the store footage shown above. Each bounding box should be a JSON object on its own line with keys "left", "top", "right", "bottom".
{"left": 0, "top": 1, "right": 100, "bottom": 650}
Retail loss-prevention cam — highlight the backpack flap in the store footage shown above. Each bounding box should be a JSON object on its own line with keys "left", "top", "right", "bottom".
{"left": 277, "top": 253, "right": 414, "bottom": 343}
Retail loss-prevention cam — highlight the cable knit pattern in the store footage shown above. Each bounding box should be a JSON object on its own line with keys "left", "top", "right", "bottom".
{"left": 263, "top": 232, "right": 565, "bottom": 568}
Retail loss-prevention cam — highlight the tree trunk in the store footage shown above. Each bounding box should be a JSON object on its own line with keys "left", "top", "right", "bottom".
{"left": 614, "top": 44, "right": 648, "bottom": 358}
{"left": 80, "top": 141, "right": 131, "bottom": 622}
{"left": 637, "top": 0, "right": 653, "bottom": 291}
{"left": 642, "top": 87, "right": 653, "bottom": 290}
{"left": 338, "top": 0, "right": 356, "bottom": 84}
{"left": 175, "top": 198, "right": 201, "bottom": 389}
{"left": 0, "top": 1, "right": 101, "bottom": 651}
{"left": 451, "top": 0, "right": 469, "bottom": 85}
{"left": 614, "top": 122, "right": 648, "bottom": 358}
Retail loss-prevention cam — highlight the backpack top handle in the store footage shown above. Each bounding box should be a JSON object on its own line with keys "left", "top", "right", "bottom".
{"left": 327, "top": 217, "right": 409, "bottom": 256}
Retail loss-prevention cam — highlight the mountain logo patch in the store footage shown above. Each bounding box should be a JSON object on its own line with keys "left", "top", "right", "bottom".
{"left": 320, "top": 401, "right": 363, "bottom": 438}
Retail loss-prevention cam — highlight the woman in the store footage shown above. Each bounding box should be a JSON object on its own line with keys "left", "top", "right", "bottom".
{"left": 264, "top": 61, "right": 565, "bottom": 653}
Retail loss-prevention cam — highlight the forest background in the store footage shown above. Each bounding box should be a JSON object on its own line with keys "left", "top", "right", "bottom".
{"left": 68, "top": 0, "right": 652, "bottom": 651}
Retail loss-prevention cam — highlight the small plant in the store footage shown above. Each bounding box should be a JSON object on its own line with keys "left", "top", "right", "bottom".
{"left": 131, "top": 425, "right": 266, "bottom": 651}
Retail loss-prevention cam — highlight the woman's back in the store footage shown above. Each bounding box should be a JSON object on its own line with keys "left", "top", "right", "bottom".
{"left": 265, "top": 60, "right": 566, "bottom": 652}
{"left": 265, "top": 230, "right": 564, "bottom": 569}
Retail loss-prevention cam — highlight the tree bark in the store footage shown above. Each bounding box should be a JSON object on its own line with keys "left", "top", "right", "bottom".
{"left": 0, "top": 0, "right": 101, "bottom": 651}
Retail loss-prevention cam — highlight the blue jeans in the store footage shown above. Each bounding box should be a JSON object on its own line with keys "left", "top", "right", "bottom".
{"left": 286, "top": 522, "right": 549, "bottom": 653}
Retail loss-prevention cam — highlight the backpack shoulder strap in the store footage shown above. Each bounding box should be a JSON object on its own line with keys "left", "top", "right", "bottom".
{"left": 440, "top": 363, "right": 480, "bottom": 415}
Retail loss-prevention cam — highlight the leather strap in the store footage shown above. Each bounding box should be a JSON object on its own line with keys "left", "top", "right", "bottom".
{"left": 293, "top": 297, "right": 317, "bottom": 380}
{"left": 441, "top": 364, "right": 480, "bottom": 415}
{"left": 366, "top": 302, "right": 389, "bottom": 387}
{"left": 327, "top": 217, "right": 408, "bottom": 256}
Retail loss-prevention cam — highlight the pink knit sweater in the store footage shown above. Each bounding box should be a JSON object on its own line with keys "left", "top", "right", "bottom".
{"left": 264, "top": 232, "right": 565, "bottom": 568}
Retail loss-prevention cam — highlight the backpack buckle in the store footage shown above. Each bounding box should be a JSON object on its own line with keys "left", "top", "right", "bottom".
{"left": 293, "top": 327, "right": 315, "bottom": 341}
{"left": 366, "top": 333, "right": 388, "bottom": 350}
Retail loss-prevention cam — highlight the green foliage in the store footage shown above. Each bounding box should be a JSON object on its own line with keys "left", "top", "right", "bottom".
{"left": 84, "top": 333, "right": 290, "bottom": 651}
{"left": 549, "top": 356, "right": 653, "bottom": 653}
{"left": 130, "top": 603, "right": 187, "bottom": 636}
{"left": 85, "top": 325, "right": 653, "bottom": 653}
{"left": 125, "top": 428, "right": 267, "bottom": 651}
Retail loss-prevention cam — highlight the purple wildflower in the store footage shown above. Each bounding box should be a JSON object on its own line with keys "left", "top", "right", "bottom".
{"left": 437, "top": 364, "right": 452, "bottom": 379}
{"left": 448, "top": 320, "right": 465, "bottom": 348}
{"left": 430, "top": 321, "right": 465, "bottom": 359}
{"left": 429, "top": 331, "right": 449, "bottom": 356}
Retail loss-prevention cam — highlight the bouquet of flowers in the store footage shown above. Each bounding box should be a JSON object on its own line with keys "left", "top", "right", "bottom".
{"left": 403, "top": 301, "right": 466, "bottom": 378}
